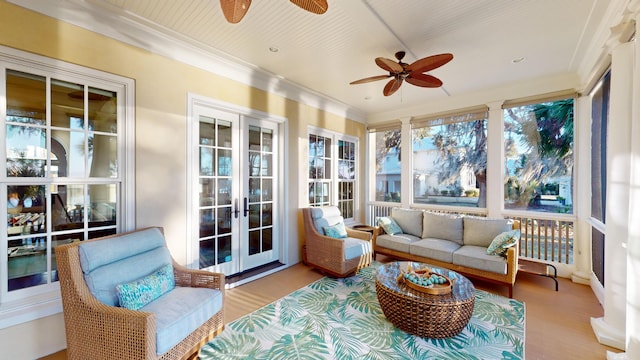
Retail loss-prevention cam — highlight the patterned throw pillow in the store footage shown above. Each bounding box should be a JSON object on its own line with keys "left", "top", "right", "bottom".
{"left": 377, "top": 216, "right": 403, "bottom": 235}
{"left": 116, "top": 263, "right": 175, "bottom": 310}
{"left": 487, "top": 230, "right": 521, "bottom": 257}
{"left": 324, "top": 222, "right": 348, "bottom": 238}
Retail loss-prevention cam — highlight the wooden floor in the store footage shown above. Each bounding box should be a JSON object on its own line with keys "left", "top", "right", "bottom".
{"left": 42, "top": 257, "right": 620, "bottom": 359}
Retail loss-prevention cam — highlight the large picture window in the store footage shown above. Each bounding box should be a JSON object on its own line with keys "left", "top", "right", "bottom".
{"left": 373, "top": 126, "right": 401, "bottom": 203}
{"left": 308, "top": 129, "right": 358, "bottom": 221}
{"left": 503, "top": 96, "right": 575, "bottom": 214}
{"left": 411, "top": 108, "right": 488, "bottom": 207}
{"left": 1, "top": 47, "right": 133, "bottom": 327}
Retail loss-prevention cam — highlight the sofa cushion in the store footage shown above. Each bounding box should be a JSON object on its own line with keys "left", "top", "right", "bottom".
{"left": 343, "top": 237, "right": 372, "bottom": 260}
{"left": 310, "top": 206, "right": 343, "bottom": 234}
{"left": 323, "top": 221, "right": 348, "bottom": 238}
{"left": 141, "top": 286, "right": 223, "bottom": 355}
{"left": 410, "top": 239, "right": 462, "bottom": 263}
{"left": 116, "top": 263, "right": 175, "bottom": 310}
{"left": 453, "top": 245, "right": 507, "bottom": 274}
{"left": 79, "top": 228, "right": 172, "bottom": 306}
{"left": 377, "top": 216, "right": 402, "bottom": 235}
{"left": 463, "top": 217, "right": 513, "bottom": 247}
{"left": 487, "top": 230, "right": 521, "bottom": 257}
{"left": 422, "top": 211, "right": 464, "bottom": 245}
{"left": 391, "top": 208, "right": 423, "bottom": 237}
{"left": 375, "top": 233, "right": 422, "bottom": 253}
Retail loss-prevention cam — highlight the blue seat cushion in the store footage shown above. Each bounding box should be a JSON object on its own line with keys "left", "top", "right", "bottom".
{"left": 343, "top": 237, "right": 371, "bottom": 260}
{"left": 141, "top": 286, "right": 223, "bottom": 355}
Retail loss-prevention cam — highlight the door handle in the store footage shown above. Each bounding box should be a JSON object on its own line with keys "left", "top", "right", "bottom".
{"left": 243, "top": 197, "right": 249, "bottom": 217}
{"left": 234, "top": 199, "right": 239, "bottom": 218}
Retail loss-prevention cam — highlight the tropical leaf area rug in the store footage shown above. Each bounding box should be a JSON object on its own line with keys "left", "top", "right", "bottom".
{"left": 200, "top": 262, "right": 525, "bottom": 360}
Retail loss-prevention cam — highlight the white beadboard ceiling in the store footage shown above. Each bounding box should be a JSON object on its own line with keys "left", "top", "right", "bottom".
{"left": 12, "top": 0, "right": 617, "bottom": 121}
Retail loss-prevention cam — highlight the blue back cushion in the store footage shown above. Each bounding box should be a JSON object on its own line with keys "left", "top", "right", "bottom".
{"left": 310, "top": 206, "right": 343, "bottom": 234}
{"left": 79, "top": 227, "right": 172, "bottom": 306}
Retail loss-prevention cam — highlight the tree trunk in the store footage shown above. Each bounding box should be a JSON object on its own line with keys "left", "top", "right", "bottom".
{"left": 476, "top": 170, "right": 487, "bottom": 208}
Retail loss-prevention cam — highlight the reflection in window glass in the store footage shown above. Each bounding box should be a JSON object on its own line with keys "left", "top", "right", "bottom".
{"left": 503, "top": 98, "right": 574, "bottom": 213}
{"left": 338, "top": 140, "right": 356, "bottom": 219}
{"left": 411, "top": 110, "right": 487, "bottom": 207}
{"left": 3, "top": 67, "right": 122, "bottom": 293}
{"left": 308, "top": 134, "right": 332, "bottom": 207}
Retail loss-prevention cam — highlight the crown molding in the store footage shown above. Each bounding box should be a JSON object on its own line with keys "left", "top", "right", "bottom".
{"left": 8, "top": 0, "right": 366, "bottom": 123}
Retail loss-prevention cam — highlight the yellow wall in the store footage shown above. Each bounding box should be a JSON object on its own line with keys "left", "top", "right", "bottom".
{"left": 0, "top": 2, "right": 366, "bottom": 358}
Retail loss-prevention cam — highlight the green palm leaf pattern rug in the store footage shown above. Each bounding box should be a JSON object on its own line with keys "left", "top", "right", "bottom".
{"left": 201, "top": 262, "right": 525, "bottom": 359}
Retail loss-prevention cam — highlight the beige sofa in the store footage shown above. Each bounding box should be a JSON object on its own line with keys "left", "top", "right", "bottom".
{"left": 373, "top": 208, "right": 520, "bottom": 297}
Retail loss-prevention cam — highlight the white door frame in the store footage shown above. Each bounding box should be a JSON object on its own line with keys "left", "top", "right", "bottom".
{"left": 186, "top": 93, "right": 287, "bottom": 274}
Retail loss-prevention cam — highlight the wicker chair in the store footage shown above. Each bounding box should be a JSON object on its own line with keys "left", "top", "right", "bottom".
{"left": 55, "top": 227, "right": 225, "bottom": 360}
{"left": 302, "top": 206, "right": 372, "bottom": 277}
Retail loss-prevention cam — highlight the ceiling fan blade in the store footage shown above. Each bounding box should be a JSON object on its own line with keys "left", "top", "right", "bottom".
{"left": 350, "top": 75, "right": 391, "bottom": 85}
{"left": 407, "top": 53, "right": 454, "bottom": 73}
{"left": 220, "top": 0, "right": 251, "bottom": 24}
{"left": 376, "top": 57, "right": 403, "bottom": 73}
{"left": 383, "top": 77, "right": 403, "bottom": 96}
{"left": 406, "top": 73, "right": 443, "bottom": 88}
{"left": 290, "top": 0, "right": 328, "bottom": 14}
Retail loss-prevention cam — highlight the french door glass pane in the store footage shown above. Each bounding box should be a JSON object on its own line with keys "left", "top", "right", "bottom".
{"left": 198, "top": 116, "right": 233, "bottom": 269}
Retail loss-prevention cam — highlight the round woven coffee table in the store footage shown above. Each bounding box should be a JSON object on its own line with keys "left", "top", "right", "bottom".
{"left": 375, "top": 261, "right": 475, "bottom": 338}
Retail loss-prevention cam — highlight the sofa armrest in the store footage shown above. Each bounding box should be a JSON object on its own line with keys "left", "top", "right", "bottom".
{"left": 346, "top": 227, "right": 371, "bottom": 241}
{"left": 172, "top": 261, "right": 225, "bottom": 291}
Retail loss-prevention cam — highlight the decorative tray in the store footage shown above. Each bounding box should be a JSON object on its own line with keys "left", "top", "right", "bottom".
{"left": 397, "top": 267, "right": 453, "bottom": 295}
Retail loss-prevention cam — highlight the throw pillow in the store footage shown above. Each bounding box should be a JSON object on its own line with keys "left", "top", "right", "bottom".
{"left": 324, "top": 221, "right": 348, "bottom": 238}
{"left": 377, "top": 216, "right": 403, "bottom": 235}
{"left": 116, "top": 263, "right": 175, "bottom": 310}
{"left": 487, "top": 230, "right": 521, "bottom": 257}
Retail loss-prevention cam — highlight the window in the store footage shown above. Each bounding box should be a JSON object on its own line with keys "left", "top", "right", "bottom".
{"left": 337, "top": 140, "right": 355, "bottom": 219}
{"left": 373, "top": 126, "right": 401, "bottom": 202}
{"left": 308, "top": 133, "right": 332, "bottom": 207}
{"left": 308, "top": 129, "right": 358, "bottom": 221}
{"left": 1, "top": 46, "right": 133, "bottom": 327}
{"left": 590, "top": 70, "right": 610, "bottom": 287}
{"left": 503, "top": 96, "right": 575, "bottom": 214}
{"left": 411, "top": 108, "right": 488, "bottom": 207}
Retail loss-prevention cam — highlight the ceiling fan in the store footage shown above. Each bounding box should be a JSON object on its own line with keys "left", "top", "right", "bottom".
{"left": 220, "top": 0, "right": 328, "bottom": 24}
{"left": 350, "top": 51, "right": 453, "bottom": 96}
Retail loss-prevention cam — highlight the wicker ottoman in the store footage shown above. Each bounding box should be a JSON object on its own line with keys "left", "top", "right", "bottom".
{"left": 375, "top": 261, "right": 475, "bottom": 338}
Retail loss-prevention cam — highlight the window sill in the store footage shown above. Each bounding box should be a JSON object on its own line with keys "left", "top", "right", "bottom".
{"left": 0, "top": 292, "right": 62, "bottom": 329}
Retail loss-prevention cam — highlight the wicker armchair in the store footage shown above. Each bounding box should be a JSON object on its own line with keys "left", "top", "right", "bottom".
{"left": 55, "top": 227, "right": 225, "bottom": 360}
{"left": 302, "top": 206, "right": 372, "bottom": 277}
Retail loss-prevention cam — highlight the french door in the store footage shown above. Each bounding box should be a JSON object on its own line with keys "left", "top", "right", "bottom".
{"left": 192, "top": 103, "right": 279, "bottom": 275}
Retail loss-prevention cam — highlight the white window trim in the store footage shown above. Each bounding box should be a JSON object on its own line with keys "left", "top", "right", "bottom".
{"left": 307, "top": 126, "right": 359, "bottom": 224}
{"left": 0, "top": 45, "right": 135, "bottom": 329}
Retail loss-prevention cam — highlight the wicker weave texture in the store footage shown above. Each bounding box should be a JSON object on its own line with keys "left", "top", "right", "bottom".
{"left": 375, "top": 262, "right": 475, "bottom": 338}
{"left": 55, "top": 227, "right": 225, "bottom": 360}
{"left": 302, "top": 208, "right": 372, "bottom": 277}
